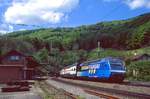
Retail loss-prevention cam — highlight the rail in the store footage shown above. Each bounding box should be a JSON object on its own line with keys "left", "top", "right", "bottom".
{"left": 84, "top": 89, "right": 119, "bottom": 99}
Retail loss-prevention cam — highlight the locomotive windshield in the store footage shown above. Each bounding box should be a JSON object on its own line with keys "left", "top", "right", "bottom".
{"left": 109, "top": 59, "right": 125, "bottom": 70}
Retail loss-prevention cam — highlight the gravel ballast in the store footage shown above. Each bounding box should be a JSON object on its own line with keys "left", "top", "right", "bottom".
{"left": 46, "top": 78, "right": 99, "bottom": 99}
{"left": 58, "top": 77, "right": 150, "bottom": 95}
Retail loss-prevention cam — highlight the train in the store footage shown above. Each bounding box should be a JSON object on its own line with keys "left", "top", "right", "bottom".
{"left": 60, "top": 57, "right": 126, "bottom": 82}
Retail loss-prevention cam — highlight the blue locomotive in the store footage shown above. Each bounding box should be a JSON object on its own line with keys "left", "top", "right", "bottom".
{"left": 60, "top": 57, "right": 126, "bottom": 82}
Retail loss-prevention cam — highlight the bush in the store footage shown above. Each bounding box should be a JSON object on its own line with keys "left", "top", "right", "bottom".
{"left": 127, "top": 61, "right": 150, "bottom": 81}
{"left": 143, "top": 75, "right": 150, "bottom": 81}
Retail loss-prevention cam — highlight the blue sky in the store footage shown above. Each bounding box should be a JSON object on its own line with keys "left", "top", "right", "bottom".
{"left": 0, "top": 0, "right": 150, "bottom": 33}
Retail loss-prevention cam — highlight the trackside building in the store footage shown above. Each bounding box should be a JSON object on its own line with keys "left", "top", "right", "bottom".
{"left": 0, "top": 50, "right": 39, "bottom": 83}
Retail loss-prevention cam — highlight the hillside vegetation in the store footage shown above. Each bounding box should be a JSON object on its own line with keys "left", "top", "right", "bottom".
{"left": 0, "top": 12, "right": 150, "bottom": 81}
{"left": 7, "top": 13, "right": 150, "bottom": 50}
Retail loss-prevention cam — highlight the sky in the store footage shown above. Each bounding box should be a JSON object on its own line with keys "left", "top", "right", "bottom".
{"left": 0, "top": 0, "right": 150, "bottom": 33}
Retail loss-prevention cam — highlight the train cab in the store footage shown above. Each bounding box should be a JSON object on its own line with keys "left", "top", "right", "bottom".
{"left": 108, "top": 58, "right": 126, "bottom": 82}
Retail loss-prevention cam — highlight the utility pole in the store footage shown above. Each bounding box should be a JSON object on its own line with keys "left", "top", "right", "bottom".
{"left": 48, "top": 39, "right": 53, "bottom": 65}
{"left": 4, "top": 33, "right": 8, "bottom": 51}
{"left": 97, "top": 41, "right": 100, "bottom": 57}
{"left": 50, "top": 40, "right": 53, "bottom": 52}
{"left": 48, "top": 39, "right": 52, "bottom": 64}
{"left": 21, "top": 32, "right": 23, "bottom": 41}
{"left": 0, "top": 33, "right": 2, "bottom": 39}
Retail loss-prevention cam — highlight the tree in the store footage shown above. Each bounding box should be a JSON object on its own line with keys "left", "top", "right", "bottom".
{"left": 34, "top": 48, "right": 49, "bottom": 63}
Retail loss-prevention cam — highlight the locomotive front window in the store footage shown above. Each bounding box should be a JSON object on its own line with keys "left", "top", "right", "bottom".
{"left": 110, "top": 60, "right": 125, "bottom": 70}
{"left": 110, "top": 63, "right": 124, "bottom": 70}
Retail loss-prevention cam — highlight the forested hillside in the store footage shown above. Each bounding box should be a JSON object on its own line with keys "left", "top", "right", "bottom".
{"left": 0, "top": 13, "right": 150, "bottom": 81}
{"left": 7, "top": 12, "right": 150, "bottom": 50}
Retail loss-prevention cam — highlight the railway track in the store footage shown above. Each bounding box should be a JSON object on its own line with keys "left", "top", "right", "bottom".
{"left": 44, "top": 80, "right": 118, "bottom": 99}
{"left": 51, "top": 77, "right": 150, "bottom": 99}
{"left": 55, "top": 76, "right": 150, "bottom": 88}
{"left": 122, "top": 81, "right": 150, "bottom": 88}
{"left": 91, "top": 80, "right": 150, "bottom": 88}
{"left": 84, "top": 89, "right": 119, "bottom": 99}
{"left": 65, "top": 78, "right": 150, "bottom": 88}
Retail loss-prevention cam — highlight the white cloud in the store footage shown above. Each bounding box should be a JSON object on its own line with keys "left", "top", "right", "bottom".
{"left": 4, "top": 0, "right": 79, "bottom": 25}
{"left": 125, "top": 0, "right": 150, "bottom": 9}
{"left": 0, "top": 23, "right": 14, "bottom": 34}
{"left": 103, "top": 0, "right": 150, "bottom": 9}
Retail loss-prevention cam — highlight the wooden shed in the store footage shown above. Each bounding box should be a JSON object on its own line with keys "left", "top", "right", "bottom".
{"left": 0, "top": 50, "right": 39, "bottom": 83}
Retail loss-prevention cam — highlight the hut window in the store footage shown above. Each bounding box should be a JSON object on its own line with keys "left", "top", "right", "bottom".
{"left": 10, "top": 56, "right": 20, "bottom": 61}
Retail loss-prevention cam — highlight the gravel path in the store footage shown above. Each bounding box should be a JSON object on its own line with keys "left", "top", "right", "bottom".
{"left": 47, "top": 78, "right": 99, "bottom": 99}
{"left": 0, "top": 92, "right": 42, "bottom": 99}
{"left": 0, "top": 85, "right": 42, "bottom": 99}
